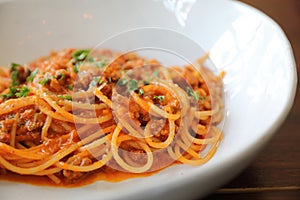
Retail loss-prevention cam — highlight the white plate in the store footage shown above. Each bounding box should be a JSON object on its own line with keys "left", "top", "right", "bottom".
{"left": 0, "top": 0, "right": 297, "bottom": 199}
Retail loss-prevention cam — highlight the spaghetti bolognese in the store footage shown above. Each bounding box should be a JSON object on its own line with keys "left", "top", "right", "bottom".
{"left": 0, "top": 48, "right": 224, "bottom": 186}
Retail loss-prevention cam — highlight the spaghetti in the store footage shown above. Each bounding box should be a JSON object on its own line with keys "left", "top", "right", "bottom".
{"left": 0, "top": 48, "right": 224, "bottom": 186}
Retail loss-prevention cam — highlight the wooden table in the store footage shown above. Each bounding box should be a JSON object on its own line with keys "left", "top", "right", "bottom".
{"left": 204, "top": 0, "right": 300, "bottom": 199}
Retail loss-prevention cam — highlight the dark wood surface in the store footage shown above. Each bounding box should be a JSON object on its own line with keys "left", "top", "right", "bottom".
{"left": 204, "top": 0, "right": 300, "bottom": 199}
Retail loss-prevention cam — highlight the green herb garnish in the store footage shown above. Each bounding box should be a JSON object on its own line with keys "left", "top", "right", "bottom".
{"left": 15, "top": 86, "right": 30, "bottom": 98}
{"left": 1, "top": 86, "right": 17, "bottom": 99}
{"left": 73, "top": 62, "right": 81, "bottom": 73}
{"left": 26, "top": 69, "right": 39, "bottom": 82}
{"left": 59, "top": 73, "right": 65, "bottom": 80}
{"left": 39, "top": 77, "right": 50, "bottom": 85}
{"left": 153, "top": 95, "right": 165, "bottom": 103}
{"left": 91, "top": 77, "right": 104, "bottom": 86}
{"left": 86, "top": 57, "right": 94, "bottom": 62}
{"left": 66, "top": 85, "right": 73, "bottom": 90}
{"left": 128, "top": 79, "right": 138, "bottom": 91}
{"left": 2, "top": 86, "right": 30, "bottom": 99}
{"left": 11, "top": 63, "right": 21, "bottom": 70}
{"left": 72, "top": 49, "right": 91, "bottom": 62}
{"left": 71, "top": 49, "right": 92, "bottom": 73}
{"left": 7, "top": 114, "right": 16, "bottom": 119}
{"left": 186, "top": 87, "right": 200, "bottom": 101}
{"left": 118, "top": 79, "right": 128, "bottom": 86}
{"left": 58, "top": 95, "right": 72, "bottom": 101}
{"left": 18, "top": 122, "right": 25, "bottom": 127}
{"left": 94, "top": 58, "right": 108, "bottom": 68}
{"left": 138, "top": 88, "right": 144, "bottom": 96}
{"left": 91, "top": 77, "right": 99, "bottom": 86}
{"left": 98, "top": 79, "right": 104, "bottom": 85}
{"left": 10, "top": 63, "right": 21, "bottom": 86}
{"left": 1, "top": 64, "right": 31, "bottom": 99}
{"left": 142, "top": 80, "right": 150, "bottom": 85}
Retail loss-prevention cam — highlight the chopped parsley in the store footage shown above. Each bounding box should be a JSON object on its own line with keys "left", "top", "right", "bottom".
{"left": 128, "top": 79, "right": 138, "bottom": 91}
{"left": 91, "top": 78, "right": 99, "bottom": 86}
{"left": 1, "top": 86, "right": 17, "bottom": 99}
{"left": 99, "top": 79, "right": 104, "bottom": 85}
{"left": 91, "top": 77, "right": 104, "bottom": 86}
{"left": 116, "top": 78, "right": 142, "bottom": 93}
{"left": 2, "top": 86, "right": 30, "bottom": 99}
{"left": 71, "top": 49, "right": 91, "bottom": 62}
{"left": 26, "top": 69, "right": 39, "bottom": 82}
{"left": 58, "top": 95, "right": 72, "bottom": 101}
{"left": 1, "top": 63, "right": 31, "bottom": 99}
{"left": 11, "top": 63, "right": 21, "bottom": 70}
{"left": 39, "top": 77, "right": 50, "bottom": 85}
{"left": 10, "top": 63, "right": 21, "bottom": 86}
{"left": 186, "top": 87, "right": 200, "bottom": 101}
{"left": 18, "top": 122, "right": 25, "bottom": 127}
{"left": 73, "top": 62, "right": 81, "bottom": 73}
{"left": 71, "top": 49, "right": 92, "bottom": 73}
{"left": 138, "top": 88, "right": 144, "bottom": 96}
{"left": 15, "top": 86, "right": 30, "bottom": 98}
{"left": 58, "top": 73, "right": 65, "bottom": 80}
{"left": 142, "top": 80, "right": 150, "bottom": 85}
{"left": 66, "top": 85, "right": 73, "bottom": 90}
{"left": 86, "top": 56, "right": 95, "bottom": 62}
{"left": 94, "top": 58, "right": 108, "bottom": 68}
{"left": 7, "top": 114, "right": 16, "bottom": 119}
{"left": 153, "top": 95, "right": 165, "bottom": 103}
{"left": 118, "top": 79, "right": 128, "bottom": 86}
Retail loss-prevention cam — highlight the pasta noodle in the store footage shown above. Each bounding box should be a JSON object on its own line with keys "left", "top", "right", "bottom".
{"left": 0, "top": 48, "right": 224, "bottom": 186}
